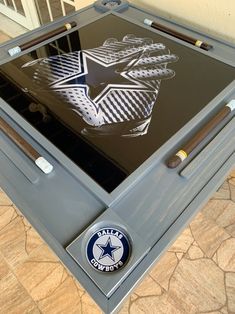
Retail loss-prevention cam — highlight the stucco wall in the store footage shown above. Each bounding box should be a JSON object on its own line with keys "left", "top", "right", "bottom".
{"left": 75, "top": 0, "right": 94, "bottom": 11}
{"left": 128, "top": 0, "right": 235, "bottom": 43}
{"left": 75, "top": 1, "right": 234, "bottom": 43}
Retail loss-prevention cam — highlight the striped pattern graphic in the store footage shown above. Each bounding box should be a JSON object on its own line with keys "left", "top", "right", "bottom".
{"left": 22, "top": 34, "right": 178, "bottom": 137}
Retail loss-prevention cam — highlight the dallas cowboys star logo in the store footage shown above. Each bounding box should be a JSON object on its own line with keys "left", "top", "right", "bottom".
{"left": 86, "top": 227, "right": 131, "bottom": 272}
{"left": 50, "top": 50, "right": 146, "bottom": 103}
{"left": 96, "top": 236, "right": 121, "bottom": 262}
{"left": 22, "top": 34, "right": 178, "bottom": 136}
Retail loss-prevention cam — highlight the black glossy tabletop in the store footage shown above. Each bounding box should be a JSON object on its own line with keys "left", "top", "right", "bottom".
{"left": 0, "top": 14, "right": 234, "bottom": 192}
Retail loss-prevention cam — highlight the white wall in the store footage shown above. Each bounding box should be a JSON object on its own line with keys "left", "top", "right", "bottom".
{"left": 75, "top": 0, "right": 235, "bottom": 43}
{"left": 75, "top": 0, "right": 94, "bottom": 11}
{"left": 129, "top": 0, "right": 235, "bottom": 43}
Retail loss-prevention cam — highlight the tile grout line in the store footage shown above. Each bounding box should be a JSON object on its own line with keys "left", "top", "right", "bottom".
{"left": 0, "top": 251, "right": 42, "bottom": 313}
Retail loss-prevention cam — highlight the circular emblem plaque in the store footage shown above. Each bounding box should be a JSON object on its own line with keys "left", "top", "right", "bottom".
{"left": 86, "top": 227, "right": 131, "bottom": 273}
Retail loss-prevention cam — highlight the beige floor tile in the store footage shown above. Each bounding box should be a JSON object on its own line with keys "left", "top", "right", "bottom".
{"left": 0, "top": 191, "right": 13, "bottom": 206}
{"left": 13, "top": 205, "right": 33, "bottom": 228}
{"left": 0, "top": 272, "right": 39, "bottom": 314}
{"left": 214, "top": 201, "right": 235, "bottom": 230}
{"left": 80, "top": 292, "right": 102, "bottom": 314}
{"left": 14, "top": 244, "right": 67, "bottom": 301}
{"left": 129, "top": 293, "right": 184, "bottom": 314}
{"left": 118, "top": 297, "right": 131, "bottom": 314}
{"left": 212, "top": 180, "right": 231, "bottom": 200}
{"left": 73, "top": 279, "right": 86, "bottom": 298}
{"left": 134, "top": 275, "right": 162, "bottom": 297}
{"left": 0, "top": 215, "right": 42, "bottom": 268}
{"left": 150, "top": 252, "right": 178, "bottom": 291}
{"left": 217, "top": 238, "right": 235, "bottom": 272}
{"left": 169, "top": 258, "right": 226, "bottom": 313}
{"left": 176, "top": 252, "right": 184, "bottom": 260}
{"left": 190, "top": 212, "right": 230, "bottom": 257}
{"left": 0, "top": 253, "right": 10, "bottom": 279}
{"left": 198, "top": 311, "right": 221, "bottom": 314}
{"left": 0, "top": 216, "right": 31, "bottom": 268}
{"left": 37, "top": 276, "right": 82, "bottom": 314}
{"left": 202, "top": 199, "right": 231, "bottom": 221}
{"left": 225, "top": 272, "right": 235, "bottom": 313}
{"left": 229, "top": 168, "right": 235, "bottom": 178}
{"left": 25, "top": 227, "right": 44, "bottom": 254}
{"left": 220, "top": 307, "right": 228, "bottom": 314}
{"left": 202, "top": 199, "right": 235, "bottom": 237}
{"left": 120, "top": 293, "right": 139, "bottom": 312}
{"left": 225, "top": 224, "right": 235, "bottom": 238}
{"left": 0, "top": 205, "right": 18, "bottom": 231}
{"left": 0, "top": 253, "right": 39, "bottom": 314}
{"left": 228, "top": 177, "right": 235, "bottom": 202}
{"left": 187, "top": 244, "right": 204, "bottom": 259}
{"left": 168, "top": 227, "right": 194, "bottom": 253}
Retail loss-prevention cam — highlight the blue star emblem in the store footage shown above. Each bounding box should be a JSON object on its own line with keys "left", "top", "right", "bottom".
{"left": 96, "top": 237, "right": 121, "bottom": 262}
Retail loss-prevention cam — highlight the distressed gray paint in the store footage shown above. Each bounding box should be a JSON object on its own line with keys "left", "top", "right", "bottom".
{"left": 0, "top": 2, "right": 234, "bottom": 313}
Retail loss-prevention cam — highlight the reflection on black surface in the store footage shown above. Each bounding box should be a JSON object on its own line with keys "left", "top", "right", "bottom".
{"left": 0, "top": 74, "right": 127, "bottom": 192}
{"left": 21, "top": 33, "right": 178, "bottom": 138}
{"left": 0, "top": 14, "right": 234, "bottom": 192}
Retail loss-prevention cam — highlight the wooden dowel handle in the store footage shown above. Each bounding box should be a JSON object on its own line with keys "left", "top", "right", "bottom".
{"left": 167, "top": 101, "right": 235, "bottom": 169}
{"left": 21, "top": 21, "right": 77, "bottom": 51}
{"left": 183, "top": 106, "right": 231, "bottom": 153}
{"left": 8, "top": 21, "right": 77, "bottom": 56}
{"left": 0, "top": 117, "right": 53, "bottom": 174}
{"left": 144, "top": 19, "right": 213, "bottom": 51}
{"left": 0, "top": 117, "right": 39, "bottom": 161}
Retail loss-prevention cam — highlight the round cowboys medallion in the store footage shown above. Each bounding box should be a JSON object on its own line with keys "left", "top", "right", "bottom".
{"left": 86, "top": 227, "right": 131, "bottom": 273}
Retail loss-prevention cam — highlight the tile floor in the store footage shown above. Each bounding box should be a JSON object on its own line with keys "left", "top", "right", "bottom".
{"left": 0, "top": 31, "right": 235, "bottom": 313}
